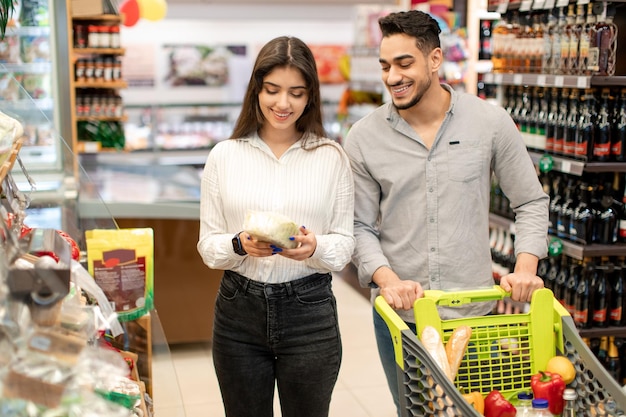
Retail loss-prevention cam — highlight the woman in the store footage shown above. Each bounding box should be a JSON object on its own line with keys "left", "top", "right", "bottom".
{"left": 197, "top": 36, "right": 355, "bottom": 417}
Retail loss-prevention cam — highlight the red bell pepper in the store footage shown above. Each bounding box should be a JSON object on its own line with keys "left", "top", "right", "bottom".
{"left": 484, "top": 390, "right": 517, "bottom": 417}
{"left": 531, "top": 370, "right": 566, "bottom": 415}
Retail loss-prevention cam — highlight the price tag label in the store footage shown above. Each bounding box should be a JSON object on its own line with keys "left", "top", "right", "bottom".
{"left": 543, "top": 0, "right": 555, "bottom": 8}
{"left": 520, "top": 0, "right": 533, "bottom": 11}
{"left": 554, "top": 75, "right": 564, "bottom": 87}
{"left": 533, "top": 0, "right": 546, "bottom": 9}
{"left": 495, "top": 73, "right": 504, "bottom": 84}
{"left": 577, "top": 76, "right": 588, "bottom": 88}
{"left": 497, "top": 0, "right": 510, "bottom": 14}
{"left": 560, "top": 160, "right": 572, "bottom": 173}
{"left": 548, "top": 237, "right": 564, "bottom": 256}
{"left": 537, "top": 75, "right": 547, "bottom": 85}
{"left": 556, "top": 0, "right": 569, "bottom": 7}
{"left": 513, "top": 74, "right": 523, "bottom": 85}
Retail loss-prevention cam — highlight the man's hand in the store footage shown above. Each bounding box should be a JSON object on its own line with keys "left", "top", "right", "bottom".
{"left": 499, "top": 252, "right": 544, "bottom": 303}
{"left": 374, "top": 266, "right": 424, "bottom": 310}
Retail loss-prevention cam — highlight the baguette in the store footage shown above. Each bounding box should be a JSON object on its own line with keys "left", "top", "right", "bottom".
{"left": 421, "top": 325, "right": 453, "bottom": 381}
{"left": 445, "top": 325, "right": 472, "bottom": 381}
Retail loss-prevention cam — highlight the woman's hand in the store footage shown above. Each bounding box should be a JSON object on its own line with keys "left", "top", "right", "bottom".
{"left": 274, "top": 226, "right": 317, "bottom": 261}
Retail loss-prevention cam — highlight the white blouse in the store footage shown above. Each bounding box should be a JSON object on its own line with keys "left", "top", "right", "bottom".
{"left": 197, "top": 133, "right": 355, "bottom": 283}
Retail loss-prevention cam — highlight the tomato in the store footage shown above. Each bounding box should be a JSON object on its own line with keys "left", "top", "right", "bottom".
{"left": 545, "top": 355, "right": 576, "bottom": 385}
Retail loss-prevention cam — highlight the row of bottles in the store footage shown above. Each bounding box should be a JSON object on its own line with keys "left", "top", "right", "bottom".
{"left": 490, "top": 2, "right": 618, "bottom": 75}
{"left": 545, "top": 172, "right": 626, "bottom": 245}
{"left": 501, "top": 84, "right": 626, "bottom": 162}
{"left": 537, "top": 254, "right": 625, "bottom": 329}
{"left": 583, "top": 336, "right": 625, "bottom": 385}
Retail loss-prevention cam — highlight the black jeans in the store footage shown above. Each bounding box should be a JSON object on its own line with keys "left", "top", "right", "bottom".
{"left": 212, "top": 270, "right": 342, "bottom": 417}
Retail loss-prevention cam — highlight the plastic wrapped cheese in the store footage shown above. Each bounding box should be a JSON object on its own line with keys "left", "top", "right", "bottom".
{"left": 243, "top": 210, "right": 300, "bottom": 249}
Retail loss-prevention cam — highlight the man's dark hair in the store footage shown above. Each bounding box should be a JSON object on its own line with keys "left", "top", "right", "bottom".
{"left": 378, "top": 10, "right": 442, "bottom": 53}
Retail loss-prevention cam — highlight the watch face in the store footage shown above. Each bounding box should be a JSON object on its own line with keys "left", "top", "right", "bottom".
{"left": 232, "top": 234, "right": 246, "bottom": 255}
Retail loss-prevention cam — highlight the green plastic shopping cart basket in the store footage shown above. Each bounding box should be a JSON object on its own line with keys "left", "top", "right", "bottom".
{"left": 375, "top": 286, "right": 626, "bottom": 416}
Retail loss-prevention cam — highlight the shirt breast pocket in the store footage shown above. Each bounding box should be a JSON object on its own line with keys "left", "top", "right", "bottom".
{"left": 447, "top": 140, "right": 483, "bottom": 182}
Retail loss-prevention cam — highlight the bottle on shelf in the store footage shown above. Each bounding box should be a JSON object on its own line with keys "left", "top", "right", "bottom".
{"left": 612, "top": 88, "right": 626, "bottom": 162}
{"left": 564, "top": 258, "right": 583, "bottom": 316}
{"left": 597, "top": 335, "right": 609, "bottom": 367}
{"left": 596, "top": 2, "right": 618, "bottom": 77}
{"left": 606, "top": 336, "right": 621, "bottom": 381}
{"left": 557, "top": 177, "right": 577, "bottom": 239}
{"left": 508, "top": 12, "right": 522, "bottom": 73}
{"left": 554, "top": 88, "right": 570, "bottom": 155}
{"left": 594, "top": 88, "right": 612, "bottom": 162}
{"left": 561, "top": 388, "right": 577, "bottom": 417}
{"left": 592, "top": 176, "right": 620, "bottom": 244}
{"left": 567, "top": 4, "right": 585, "bottom": 75}
{"left": 544, "top": 256, "right": 560, "bottom": 293}
{"left": 608, "top": 258, "right": 624, "bottom": 326}
{"left": 491, "top": 14, "right": 510, "bottom": 73}
{"left": 560, "top": 4, "right": 576, "bottom": 75}
{"left": 575, "top": 88, "right": 595, "bottom": 161}
{"left": 545, "top": 87, "right": 559, "bottom": 154}
{"left": 570, "top": 182, "right": 594, "bottom": 244}
{"left": 563, "top": 88, "right": 580, "bottom": 157}
{"left": 551, "top": 7, "right": 566, "bottom": 75}
{"left": 580, "top": 2, "right": 597, "bottom": 75}
{"left": 591, "top": 259, "right": 610, "bottom": 328}
{"left": 554, "top": 255, "right": 570, "bottom": 305}
{"left": 479, "top": 19, "right": 493, "bottom": 61}
{"left": 549, "top": 173, "right": 564, "bottom": 234}
{"left": 542, "top": 11, "right": 556, "bottom": 74}
{"left": 574, "top": 260, "right": 594, "bottom": 329}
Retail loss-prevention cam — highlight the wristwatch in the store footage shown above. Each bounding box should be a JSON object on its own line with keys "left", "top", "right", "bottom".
{"left": 231, "top": 232, "right": 247, "bottom": 256}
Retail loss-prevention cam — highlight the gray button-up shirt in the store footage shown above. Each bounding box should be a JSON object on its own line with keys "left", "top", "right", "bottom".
{"left": 343, "top": 84, "right": 549, "bottom": 322}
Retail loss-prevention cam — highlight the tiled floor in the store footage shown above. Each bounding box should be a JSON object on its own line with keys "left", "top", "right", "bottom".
{"left": 150, "top": 273, "right": 396, "bottom": 417}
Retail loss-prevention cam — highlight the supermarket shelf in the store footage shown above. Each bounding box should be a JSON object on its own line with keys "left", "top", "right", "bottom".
{"left": 483, "top": 73, "right": 626, "bottom": 89}
{"left": 71, "top": 14, "right": 122, "bottom": 22}
{"left": 489, "top": 213, "right": 626, "bottom": 260}
{"left": 73, "top": 47, "right": 125, "bottom": 56}
{"left": 528, "top": 151, "right": 626, "bottom": 176}
{"left": 74, "top": 80, "right": 128, "bottom": 89}
{"left": 577, "top": 326, "right": 626, "bottom": 339}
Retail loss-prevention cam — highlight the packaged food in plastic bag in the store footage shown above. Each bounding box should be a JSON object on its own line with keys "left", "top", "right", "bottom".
{"left": 243, "top": 210, "right": 300, "bottom": 249}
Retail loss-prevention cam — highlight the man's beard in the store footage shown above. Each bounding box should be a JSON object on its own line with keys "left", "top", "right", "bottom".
{"left": 391, "top": 77, "right": 431, "bottom": 110}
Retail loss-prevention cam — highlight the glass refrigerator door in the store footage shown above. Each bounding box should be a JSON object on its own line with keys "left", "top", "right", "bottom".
{"left": 0, "top": 0, "right": 75, "bottom": 231}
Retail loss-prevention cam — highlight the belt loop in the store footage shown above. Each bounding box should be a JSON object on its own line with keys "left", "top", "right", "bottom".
{"left": 285, "top": 281, "right": 293, "bottom": 296}
{"left": 241, "top": 277, "right": 250, "bottom": 295}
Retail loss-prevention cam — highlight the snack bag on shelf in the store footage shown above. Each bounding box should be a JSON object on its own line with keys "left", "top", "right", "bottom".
{"left": 85, "top": 228, "right": 154, "bottom": 322}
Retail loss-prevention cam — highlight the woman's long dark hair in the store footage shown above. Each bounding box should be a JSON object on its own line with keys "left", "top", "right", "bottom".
{"left": 230, "top": 36, "right": 327, "bottom": 143}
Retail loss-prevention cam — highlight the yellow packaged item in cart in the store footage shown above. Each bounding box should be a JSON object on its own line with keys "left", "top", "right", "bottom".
{"left": 85, "top": 228, "right": 154, "bottom": 321}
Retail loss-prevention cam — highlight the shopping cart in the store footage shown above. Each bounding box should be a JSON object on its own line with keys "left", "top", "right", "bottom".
{"left": 375, "top": 286, "right": 626, "bottom": 416}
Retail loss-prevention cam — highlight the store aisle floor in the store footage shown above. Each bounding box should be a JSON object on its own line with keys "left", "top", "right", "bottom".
{"left": 152, "top": 274, "right": 397, "bottom": 417}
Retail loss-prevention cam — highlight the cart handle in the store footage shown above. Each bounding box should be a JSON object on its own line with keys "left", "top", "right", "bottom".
{"left": 374, "top": 295, "right": 410, "bottom": 367}
{"left": 421, "top": 285, "right": 510, "bottom": 307}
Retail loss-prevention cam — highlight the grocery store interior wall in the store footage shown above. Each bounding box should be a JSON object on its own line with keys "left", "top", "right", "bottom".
{"left": 119, "top": 3, "right": 363, "bottom": 106}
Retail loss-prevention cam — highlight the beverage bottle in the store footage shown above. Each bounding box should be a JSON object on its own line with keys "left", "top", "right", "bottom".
{"left": 554, "top": 255, "right": 570, "bottom": 305}
{"left": 580, "top": 2, "right": 597, "bottom": 75}
{"left": 557, "top": 177, "right": 577, "bottom": 239}
{"left": 606, "top": 336, "right": 621, "bottom": 381}
{"left": 535, "top": 87, "right": 548, "bottom": 150}
{"left": 554, "top": 88, "right": 570, "bottom": 155}
{"left": 608, "top": 258, "right": 624, "bottom": 326}
{"left": 561, "top": 388, "right": 577, "bottom": 417}
{"left": 509, "top": 12, "right": 522, "bottom": 73}
{"left": 530, "top": 14, "right": 544, "bottom": 73}
{"left": 551, "top": 7, "right": 566, "bottom": 74}
{"left": 561, "top": 4, "right": 576, "bottom": 74}
{"left": 592, "top": 176, "right": 620, "bottom": 244}
{"left": 597, "top": 335, "right": 609, "bottom": 366}
{"left": 596, "top": 3, "right": 618, "bottom": 76}
{"left": 544, "top": 256, "right": 560, "bottom": 292}
{"left": 575, "top": 89, "right": 595, "bottom": 161}
{"left": 563, "top": 89, "right": 579, "bottom": 157}
{"left": 571, "top": 182, "right": 594, "bottom": 244}
{"left": 594, "top": 88, "right": 612, "bottom": 162}
{"left": 591, "top": 260, "right": 610, "bottom": 328}
{"left": 612, "top": 89, "right": 626, "bottom": 162}
{"left": 549, "top": 173, "right": 564, "bottom": 234}
{"left": 530, "top": 398, "right": 551, "bottom": 416}
{"left": 574, "top": 260, "right": 594, "bottom": 329}
{"left": 515, "top": 391, "right": 533, "bottom": 416}
{"left": 526, "top": 87, "right": 540, "bottom": 150}
{"left": 542, "top": 11, "right": 555, "bottom": 74}
{"left": 479, "top": 19, "right": 493, "bottom": 60}
{"left": 565, "top": 258, "right": 583, "bottom": 316}
{"left": 567, "top": 4, "right": 585, "bottom": 75}
{"left": 491, "top": 14, "right": 510, "bottom": 73}
{"left": 545, "top": 87, "right": 559, "bottom": 154}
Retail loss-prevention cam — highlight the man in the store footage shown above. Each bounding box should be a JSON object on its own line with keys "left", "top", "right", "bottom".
{"left": 343, "top": 10, "right": 549, "bottom": 415}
